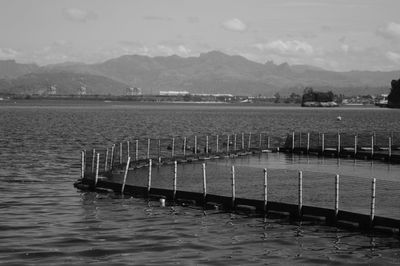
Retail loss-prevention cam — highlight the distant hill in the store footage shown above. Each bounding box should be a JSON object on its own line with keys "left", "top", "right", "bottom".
{"left": 0, "top": 71, "right": 130, "bottom": 95}
{"left": 47, "top": 51, "right": 399, "bottom": 96}
{"left": 1, "top": 51, "right": 399, "bottom": 96}
{"left": 0, "top": 60, "right": 39, "bottom": 79}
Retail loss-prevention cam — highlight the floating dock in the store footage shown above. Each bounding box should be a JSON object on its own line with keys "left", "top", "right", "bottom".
{"left": 74, "top": 131, "right": 400, "bottom": 235}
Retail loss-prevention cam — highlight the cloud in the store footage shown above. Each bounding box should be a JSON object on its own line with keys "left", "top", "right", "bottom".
{"left": 155, "top": 44, "right": 192, "bottom": 57}
{"left": 386, "top": 51, "right": 400, "bottom": 64}
{"left": 177, "top": 45, "right": 191, "bottom": 56}
{"left": 187, "top": 16, "right": 199, "bottom": 24}
{"left": 221, "top": 18, "right": 247, "bottom": 32}
{"left": 143, "top": 16, "right": 173, "bottom": 22}
{"left": 321, "top": 25, "right": 333, "bottom": 32}
{"left": 377, "top": 22, "right": 400, "bottom": 40}
{"left": 340, "top": 44, "right": 349, "bottom": 53}
{"left": 63, "top": 8, "right": 97, "bottom": 22}
{"left": 254, "top": 40, "right": 314, "bottom": 55}
{"left": 0, "top": 47, "right": 19, "bottom": 59}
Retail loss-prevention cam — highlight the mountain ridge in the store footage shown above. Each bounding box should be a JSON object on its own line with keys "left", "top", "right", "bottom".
{"left": 0, "top": 51, "right": 399, "bottom": 96}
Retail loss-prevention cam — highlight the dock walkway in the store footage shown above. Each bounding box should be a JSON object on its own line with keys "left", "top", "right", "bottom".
{"left": 74, "top": 131, "right": 400, "bottom": 234}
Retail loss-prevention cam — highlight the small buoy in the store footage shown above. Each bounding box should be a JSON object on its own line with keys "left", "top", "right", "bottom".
{"left": 336, "top": 116, "right": 342, "bottom": 121}
{"left": 159, "top": 198, "right": 165, "bottom": 207}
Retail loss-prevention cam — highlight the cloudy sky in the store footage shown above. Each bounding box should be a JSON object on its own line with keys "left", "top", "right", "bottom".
{"left": 1, "top": 0, "right": 400, "bottom": 71}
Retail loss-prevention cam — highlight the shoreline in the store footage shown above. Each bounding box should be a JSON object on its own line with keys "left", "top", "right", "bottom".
{"left": 0, "top": 97, "right": 384, "bottom": 109}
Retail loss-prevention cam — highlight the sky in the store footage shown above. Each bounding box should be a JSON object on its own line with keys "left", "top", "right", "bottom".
{"left": 1, "top": 0, "right": 400, "bottom": 71}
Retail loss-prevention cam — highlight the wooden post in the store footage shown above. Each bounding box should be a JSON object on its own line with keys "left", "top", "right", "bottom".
{"left": 231, "top": 165, "right": 236, "bottom": 208}
{"left": 298, "top": 170, "right": 303, "bottom": 218}
{"left": 267, "top": 136, "right": 270, "bottom": 149}
{"left": 147, "top": 138, "right": 150, "bottom": 159}
{"left": 121, "top": 156, "right": 131, "bottom": 194}
{"left": 147, "top": 159, "right": 152, "bottom": 194}
{"left": 173, "top": 161, "right": 177, "bottom": 201}
{"left": 391, "top": 131, "right": 394, "bottom": 155}
{"left": 373, "top": 132, "right": 376, "bottom": 155}
{"left": 216, "top": 135, "right": 219, "bottom": 153}
{"left": 292, "top": 131, "right": 295, "bottom": 152}
{"left": 321, "top": 133, "right": 325, "bottom": 153}
{"left": 91, "top": 149, "right": 96, "bottom": 173}
{"left": 248, "top": 132, "right": 252, "bottom": 150}
{"left": 202, "top": 163, "right": 207, "bottom": 200}
{"left": 334, "top": 174, "right": 339, "bottom": 220}
{"left": 370, "top": 178, "right": 376, "bottom": 227}
{"left": 337, "top": 132, "right": 341, "bottom": 157}
{"left": 171, "top": 137, "right": 175, "bottom": 158}
{"left": 104, "top": 148, "right": 109, "bottom": 172}
{"left": 263, "top": 168, "right": 268, "bottom": 213}
{"left": 194, "top": 135, "right": 197, "bottom": 155}
{"left": 389, "top": 137, "right": 392, "bottom": 160}
{"left": 119, "top": 142, "right": 123, "bottom": 165}
{"left": 206, "top": 135, "right": 209, "bottom": 154}
{"left": 241, "top": 133, "right": 245, "bottom": 150}
{"left": 135, "top": 140, "right": 139, "bottom": 161}
{"left": 354, "top": 135, "right": 358, "bottom": 156}
{"left": 234, "top": 134, "right": 237, "bottom": 151}
{"left": 183, "top": 137, "right": 187, "bottom": 157}
{"left": 110, "top": 145, "right": 115, "bottom": 169}
{"left": 158, "top": 138, "right": 161, "bottom": 163}
{"left": 127, "top": 141, "right": 130, "bottom": 160}
{"left": 227, "top": 135, "right": 230, "bottom": 153}
{"left": 371, "top": 135, "right": 374, "bottom": 158}
{"left": 306, "top": 132, "right": 310, "bottom": 153}
{"left": 81, "top": 150, "right": 85, "bottom": 179}
{"left": 94, "top": 153, "right": 100, "bottom": 187}
{"left": 259, "top": 133, "right": 262, "bottom": 151}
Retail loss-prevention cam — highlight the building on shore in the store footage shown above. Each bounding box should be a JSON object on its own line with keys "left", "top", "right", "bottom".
{"left": 126, "top": 87, "right": 142, "bottom": 96}
{"left": 159, "top": 90, "right": 190, "bottom": 96}
{"left": 78, "top": 86, "right": 87, "bottom": 96}
{"left": 47, "top": 85, "right": 57, "bottom": 95}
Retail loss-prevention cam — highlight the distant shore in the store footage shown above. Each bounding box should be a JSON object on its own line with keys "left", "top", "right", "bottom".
{"left": 0, "top": 96, "right": 383, "bottom": 109}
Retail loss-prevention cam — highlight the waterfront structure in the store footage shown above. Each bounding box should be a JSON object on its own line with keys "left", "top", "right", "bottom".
{"left": 126, "top": 87, "right": 142, "bottom": 96}
{"left": 47, "top": 85, "right": 57, "bottom": 95}
{"left": 159, "top": 90, "right": 190, "bottom": 96}
{"left": 75, "top": 130, "right": 400, "bottom": 234}
{"left": 78, "top": 86, "right": 87, "bottom": 96}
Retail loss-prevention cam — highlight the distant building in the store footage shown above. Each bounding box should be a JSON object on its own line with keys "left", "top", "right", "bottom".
{"left": 375, "top": 93, "right": 388, "bottom": 107}
{"left": 126, "top": 87, "right": 142, "bottom": 96}
{"left": 78, "top": 86, "right": 87, "bottom": 95}
{"left": 159, "top": 91, "right": 190, "bottom": 96}
{"left": 47, "top": 85, "right": 56, "bottom": 95}
{"left": 192, "top": 93, "right": 234, "bottom": 97}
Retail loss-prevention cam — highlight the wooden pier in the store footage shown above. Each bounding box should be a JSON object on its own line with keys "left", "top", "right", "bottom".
{"left": 74, "top": 131, "right": 400, "bottom": 235}
{"left": 282, "top": 131, "right": 400, "bottom": 162}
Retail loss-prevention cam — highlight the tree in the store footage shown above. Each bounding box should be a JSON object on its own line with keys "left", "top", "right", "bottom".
{"left": 388, "top": 79, "right": 400, "bottom": 107}
{"left": 303, "top": 87, "right": 313, "bottom": 95}
{"left": 274, "top": 92, "right": 281, "bottom": 103}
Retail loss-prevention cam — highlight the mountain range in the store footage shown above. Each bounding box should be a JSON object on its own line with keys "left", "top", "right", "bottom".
{"left": 0, "top": 51, "right": 399, "bottom": 96}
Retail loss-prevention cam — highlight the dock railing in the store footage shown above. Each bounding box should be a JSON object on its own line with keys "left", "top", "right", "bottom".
{"left": 82, "top": 132, "right": 287, "bottom": 175}
{"left": 76, "top": 131, "right": 400, "bottom": 233}
{"left": 284, "top": 130, "right": 400, "bottom": 161}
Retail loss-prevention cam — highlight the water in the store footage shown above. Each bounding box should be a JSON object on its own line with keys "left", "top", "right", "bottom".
{"left": 1, "top": 100, "right": 400, "bottom": 265}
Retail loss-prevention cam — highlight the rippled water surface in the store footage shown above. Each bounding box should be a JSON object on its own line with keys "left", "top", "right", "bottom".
{"left": 1, "top": 100, "right": 400, "bottom": 265}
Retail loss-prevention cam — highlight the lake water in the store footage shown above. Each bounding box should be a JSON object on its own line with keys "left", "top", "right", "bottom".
{"left": 1, "top": 100, "right": 400, "bottom": 265}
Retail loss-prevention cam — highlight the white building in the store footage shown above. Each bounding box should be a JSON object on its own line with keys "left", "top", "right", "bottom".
{"left": 126, "top": 87, "right": 142, "bottom": 96}
{"left": 47, "top": 85, "right": 56, "bottom": 95}
{"left": 159, "top": 91, "right": 190, "bottom": 96}
{"left": 78, "top": 86, "right": 87, "bottom": 95}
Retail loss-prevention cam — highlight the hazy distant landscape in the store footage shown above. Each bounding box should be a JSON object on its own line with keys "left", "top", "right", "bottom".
{"left": 0, "top": 51, "right": 398, "bottom": 97}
